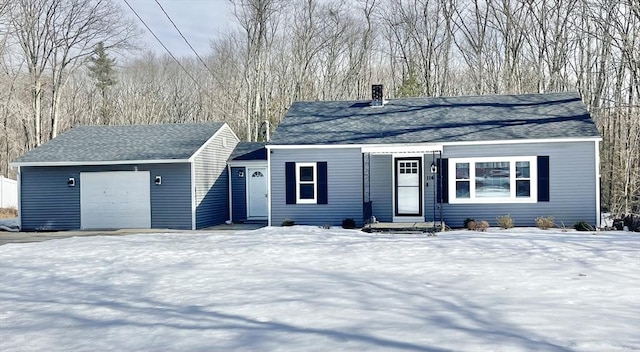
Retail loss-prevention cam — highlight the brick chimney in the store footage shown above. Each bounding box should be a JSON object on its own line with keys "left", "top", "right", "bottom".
{"left": 371, "top": 84, "right": 384, "bottom": 106}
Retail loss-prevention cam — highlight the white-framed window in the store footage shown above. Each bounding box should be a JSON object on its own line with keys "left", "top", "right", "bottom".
{"left": 296, "top": 162, "right": 317, "bottom": 204}
{"left": 449, "top": 156, "right": 537, "bottom": 203}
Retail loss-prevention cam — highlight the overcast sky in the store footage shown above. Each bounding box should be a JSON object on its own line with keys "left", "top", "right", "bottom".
{"left": 121, "top": 0, "right": 237, "bottom": 58}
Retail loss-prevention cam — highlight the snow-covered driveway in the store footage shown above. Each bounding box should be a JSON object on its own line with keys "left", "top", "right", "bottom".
{"left": 1, "top": 227, "right": 638, "bottom": 351}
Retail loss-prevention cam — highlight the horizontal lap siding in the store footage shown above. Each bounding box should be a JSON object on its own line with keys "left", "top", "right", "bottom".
{"left": 231, "top": 167, "right": 246, "bottom": 222}
{"left": 194, "top": 126, "right": 239, "bottom": 229}
{"left": 442, "top": 141, "right": 597, "bottom": 227}
{"left": 370, "top": 155, "right": 392, "bottom": 222}
{"left": 149, "top": 164, "right": 192, "bottom": 229}
{"left": 20, "top": 164, "right": 192, "bottom": 231}
{"left": 20, "top": 167, "right": 81, "bottom": 230}
{"left": 271, "top": 148, "right": 363, "bottom": 226}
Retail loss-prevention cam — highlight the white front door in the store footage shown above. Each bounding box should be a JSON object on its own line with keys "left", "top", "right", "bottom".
{"left": 247, "top": 167, "right": 267, "bottom": 219}
{"left": 395, "top": 157, "right": 423, "bottom": 218}
{"left": 80, "top": 171, "right": 151, "bottom": 229}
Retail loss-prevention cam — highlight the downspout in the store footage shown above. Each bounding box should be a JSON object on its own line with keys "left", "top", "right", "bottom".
{"left": 266, "top": 146, "right": 272, "bottom": 226}
{"left": 595, "top": 140, "right": 601, "bottom": 228}
{"left": 227, "top": 164, "right": 233, "bottom": 223}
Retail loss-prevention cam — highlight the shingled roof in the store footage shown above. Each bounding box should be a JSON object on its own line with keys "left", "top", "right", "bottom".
{"left": 229, "top": 142, "right": 267, "bottom": 161}
{"left": 268, "top": 92, "right": 600, "bottom": 146}
{"left": 12, "top": 122, "right": 225, "bottom": 165}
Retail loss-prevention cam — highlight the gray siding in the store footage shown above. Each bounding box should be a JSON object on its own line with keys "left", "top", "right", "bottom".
{"left": 20, "top": 166, "right": 81, "bottom": 230}
{"left": 20, "top": 163, "right": 192, "bottom": 231}
{"left": 230, "top": 167, "right": 247, "bottom": 222}
{"left": 442, "top": 141, "right": 598, "bottom": 227}
{"left": 424, "top": 153, "right": 439, "bottom": 222}
{"left": 270, "top": 148, "right": 363, "bottom": 226}
{"left": 370, "top": 154, "right": 393, "bottom": 222}
{"left": 194, "top": 125, "right": 239, "bottom": 229}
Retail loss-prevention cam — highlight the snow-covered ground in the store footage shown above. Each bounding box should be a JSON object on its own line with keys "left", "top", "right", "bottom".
{"left": 1, "top": 227, "right": 638, "bottom": 351}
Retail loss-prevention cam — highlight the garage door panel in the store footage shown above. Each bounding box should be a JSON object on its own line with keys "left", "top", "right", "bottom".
{"left": 81, "top": 171, "right": 151, "bottom": 229}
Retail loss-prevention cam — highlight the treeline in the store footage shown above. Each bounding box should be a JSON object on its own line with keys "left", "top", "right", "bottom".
{"left": 0, "top": 0, "right": 638, "bottom": 216}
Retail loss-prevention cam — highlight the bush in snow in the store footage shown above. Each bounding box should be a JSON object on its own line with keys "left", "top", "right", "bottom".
{"left": 342, "top": 218, "right": 356, "bottom": 229}
{"left": 497, "top": 214, "right": 514, "bottom": 229}
{"left": 468, "top": 220, "right": 488, "bottom": 231}
{"left": 574, "top": 221, "right": 594, "bottom": 231}
{"left": 464, "top": 218, "right": 475, "bottom": 229}
{"left": 535, "top": 216, "right": 555, "bottom": 230}
{"left": 281, "top": 219, "right": 295, "bottom": 227}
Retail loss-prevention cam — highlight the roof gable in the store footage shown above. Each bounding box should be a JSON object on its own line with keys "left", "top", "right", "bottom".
{"left": 13, "top": 123, "right": 226, "bottom": 165}
{"left": 269, "top": 92, "right": 601, "bottom": 145}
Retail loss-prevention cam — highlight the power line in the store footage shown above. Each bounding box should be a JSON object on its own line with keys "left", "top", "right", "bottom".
{"left": 122, "top": 0, "right": 203, "bottom": 89}
{"left": 153, "top": 0, "right": 217, "bottom": 77}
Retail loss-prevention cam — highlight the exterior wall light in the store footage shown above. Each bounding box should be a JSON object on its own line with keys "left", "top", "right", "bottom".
{"left": 68, "top": 177, "right": 75, "bottom": 187}
{"left": 430, "top": 161, "right": 438, "bottom": 174}
{"left": 155, "top": 176, "right": 162, "bottom": 185}
{"left": 238, "top": 170, "right": 244, "bottom": 178}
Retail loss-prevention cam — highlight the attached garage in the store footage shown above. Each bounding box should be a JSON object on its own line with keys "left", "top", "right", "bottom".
{"left": 11, "top": 123, "right": 239, "bottom": 231}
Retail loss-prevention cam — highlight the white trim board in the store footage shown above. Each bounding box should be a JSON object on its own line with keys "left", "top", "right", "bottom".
{"left": 10, "top": 159, "right": 190, "bottom": 167}
{"left": 266, "top": 137, "right": 601, "bottom": 150}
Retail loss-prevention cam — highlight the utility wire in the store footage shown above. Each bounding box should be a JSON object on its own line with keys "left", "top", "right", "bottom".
{"left": 154, "top": 0, "right": 217, "bottom": 77}
{"left": 122, "top": 0, "right": 203, "bottom": 89}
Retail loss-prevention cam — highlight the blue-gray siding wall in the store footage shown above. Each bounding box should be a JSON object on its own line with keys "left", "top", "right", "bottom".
{"left": 230, "top": 167, "right": 247, "bottom": 222}
{"left": 370, "top": 154, "right": 392, "bottom": 222}
{"left": 270, "top": 148, "right": 363, "bottom": 226}
{"left": 424, "top": 153, "right": 438, "bottom": 222}
{"left": 19, "top": 163, "right": 192, "bottom": 231}
{"left": 442, "top": 141, "right": 598, "bottom": 227}
{"left": 194, "top": 125, "right": 239, "bottom": 229}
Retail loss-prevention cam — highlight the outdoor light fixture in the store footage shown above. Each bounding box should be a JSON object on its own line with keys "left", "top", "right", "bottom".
{"left": 430, "top": 161, "right": 438, "bottom": 174}
{"left": 238, "top": 170, "right": 244, "bottom": 178}
{"left": 155, "top": 176, "right": 162, "bottom": 185}
{"left": 67, "top": 177, "right": 75, "bottom": 187}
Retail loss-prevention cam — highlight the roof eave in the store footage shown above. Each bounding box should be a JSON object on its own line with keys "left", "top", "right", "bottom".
{"left": 9, "top": 158, "right": 191, "bottom": 168}
{"left": 266, "top": 136, "right": 602, "bottom": 149}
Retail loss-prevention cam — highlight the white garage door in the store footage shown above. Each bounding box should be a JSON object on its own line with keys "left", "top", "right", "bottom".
{"left": 80, "top": 171, "right": 151, "bottom": 229}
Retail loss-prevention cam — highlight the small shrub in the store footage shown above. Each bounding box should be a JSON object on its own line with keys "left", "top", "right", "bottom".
{"left": 535, "top": 216, "right": 555, "bottom": 230}
{"left": 281, "top": 219, "right": 295, "bottom": 227}
{"left": 476, "top": 220, "right": 489, "bottom": 232}
{"left": 321, "top": 224, "right": 331, "bottom": 229}
{"left": 463, "top": 218, "right": 475, "bottom": 229}
{"left": 466, "top": 220, "right": 477, "bottom": 230}
{"left": 574, "top": 221, "right": 594, "bottom": 231}
{"left": 342, "top": 218, "right": 356, "bottom": 229}
{"left": 497, "top": 214, "right": 514, "bottom": 229}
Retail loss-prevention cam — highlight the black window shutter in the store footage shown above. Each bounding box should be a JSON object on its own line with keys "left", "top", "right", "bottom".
{"left": 438, "top": 158, "right": 448, "bottom": 203}
{"left": 537, "top": 156, "right": 550, "bottom": 202}
{"left": 317, "top": 162, "right": 328, "bottom": 204}
{"left": 285, "top": 162, "right": 296, "bottom": 204}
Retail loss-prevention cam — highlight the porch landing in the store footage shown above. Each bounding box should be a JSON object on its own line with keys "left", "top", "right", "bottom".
{"left": 362, "top": 222, "right": 445, "bottom": 234}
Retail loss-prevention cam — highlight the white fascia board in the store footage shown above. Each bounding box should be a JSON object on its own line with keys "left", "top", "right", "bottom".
{"left": 10, "top": 159, "right": 190, "bottom": 167}
{"left": 189, "top": 123, "right": 238, "bottom": 163}
{"left": 443, "top": 136, "right": 602, "bottom": 146}
{"left": 227, "top": 160, "right": 268, "bottom": 167}
{"left": 266, "top": 137, "right": 601, "bottom": 151}
{"left": 363, "top": 145, "right": 443, "bottom": 154}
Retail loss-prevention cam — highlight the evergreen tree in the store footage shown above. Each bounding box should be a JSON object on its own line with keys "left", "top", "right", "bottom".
{"left": 396, "top": 69, "right": 423, "bottom": 98}
{"left": 87, "top": 42, "right": 117, "bottom": 123}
